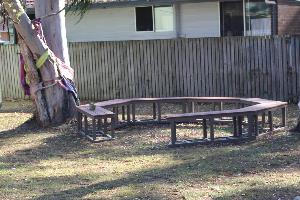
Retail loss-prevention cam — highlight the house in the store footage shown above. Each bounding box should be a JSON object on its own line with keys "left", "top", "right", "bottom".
{"left": 65, "top": 0, "right": 300, "bottom": 42}
{"left": 1, "top": 0, "right": 300, "bottom": 44}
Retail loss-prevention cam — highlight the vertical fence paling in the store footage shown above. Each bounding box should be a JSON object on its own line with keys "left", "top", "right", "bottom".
{"left": 0, "top": 36, "right": 300, "bottom": 101}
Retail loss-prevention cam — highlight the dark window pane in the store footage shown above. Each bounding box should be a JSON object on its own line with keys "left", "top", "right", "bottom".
{"left": 220, "top": 1, "right": 244, "bottom": 36}
{"left": 136, "top": 7, "right": 153, "bottom": 31}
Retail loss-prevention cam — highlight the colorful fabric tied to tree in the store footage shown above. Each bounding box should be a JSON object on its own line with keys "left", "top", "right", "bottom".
{"left": 19, "top": 18, "right": 79, "bottom": 104}
{"left": 20, "top": 54, "right": 30, "bottom": 96}
{"left": 41, "top": 48, "right": 79, "bottom": 103}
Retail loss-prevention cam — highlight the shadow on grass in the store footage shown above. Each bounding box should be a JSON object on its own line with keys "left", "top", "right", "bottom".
{"left": 0, "top": 130, "right": 295, "bottom": 199}
{"left": 0, "top": 118, "right": 39, "bottom": 139}
{"left": 0, "top": 115, "right": 299, "bottom": 199}
{"left": 214, "top": 185, "right": 300, "bottom": 200}
{"left": 32, "top": 133, "right": 300, "bottom": 200}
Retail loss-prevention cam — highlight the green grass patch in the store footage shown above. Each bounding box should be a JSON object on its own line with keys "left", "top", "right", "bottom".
{"left": 0, "top": 100, "right": 299, "bottom": 199}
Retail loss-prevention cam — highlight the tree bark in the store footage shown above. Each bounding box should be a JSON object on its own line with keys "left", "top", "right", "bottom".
{"left": 35, "top": 0, "right": 70, "bottom": 65}
{"left": 3, "top": 0, "right": 77, "bottom": 126}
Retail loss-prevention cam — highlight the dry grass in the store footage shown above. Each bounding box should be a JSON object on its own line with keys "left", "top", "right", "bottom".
{"left": 0, "top": 100, "right": 300, "bottom": 200}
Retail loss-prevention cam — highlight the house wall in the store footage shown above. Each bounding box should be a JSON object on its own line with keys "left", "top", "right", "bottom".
{"left": 277, "top": 0, "right": 300, "bottom": 35}
{"left": 66, "top": 2, "right": 220, "bottom": 42}
{"left": 179, "top": 2, "right": 220, "bottom": 38}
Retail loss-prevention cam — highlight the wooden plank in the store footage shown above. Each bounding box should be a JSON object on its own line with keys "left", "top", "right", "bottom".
{"left": 219, "top": 38, "right": 225, "bottom": 96}
{"left": 266, "top": 37, "right": 272, "bottom": 99}
{"left": 204, "top": 38, "right": 209, "bottom": 96}
{"left": 182, "top": 39, "right": 188, "bottom": 96}
{"left": 195, "top": 38, "right": 201, "bottom": 96}
{"left": 223, "top": 37, "right": 229, "bottom": 97}
{"left": 230, "top": 37, "right": 236, "bottom": 97}
{"left": 282, "top": 38, "right": 288, "bottom": 101}
{"left": 203, "top": 118, "right": 207, "bottom": 139}
{"left": 149, "top": 40, "right": 156, "bottom": 97}
{"left": 200, "top": 38, "right": 206, "bottom": 96}
{"left": 296, "top": 37, "right": 300, "bottom": 100}
{"left": 174, "top": 39, "right": 180, "bottom": 96}
{"left": 177, "top": 39, "right": 184, "bottom": 96}
{"left": 277, "top": 38, "right": 284, "bottom": 100}
{"left": 169, "top": 40, "right": 176, "bottom": 96}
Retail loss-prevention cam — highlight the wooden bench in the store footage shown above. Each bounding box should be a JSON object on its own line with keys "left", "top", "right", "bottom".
{"left": 166, "top": 101, "right": 287, "bottom": 147}
{"left": 76, "top": 105, "right": 117, "bottom": 142}
{"left": 77, "top": 97, "right": 287, "bottom": 146}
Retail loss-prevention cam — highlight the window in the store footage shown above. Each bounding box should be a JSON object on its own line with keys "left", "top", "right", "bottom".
{"left": 245, "top": 0, "right": 272, "bottom": 36}
{"left": 0, "top": 17, "right": 9, "bottom": 44}
{"left": 220, "top": 1, "right": 244, "bottom": 36}
{"left": 220, "top": 0, "right": 272, "bottom": 36}
{"left": 0, "top": 17, "right": 15, "bottom": 44}
{"left": 135, "top": 6, "right": 153, "bottom": 31}
{"left": 154, "top": 6, "right": 174, "bottom": 32}
{"left": 135, "top": 5, "right": 174, "bottom": 32}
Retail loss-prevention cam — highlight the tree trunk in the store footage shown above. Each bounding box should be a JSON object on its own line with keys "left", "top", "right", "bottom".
{"left": 3, "top": 0, "right": 77, "bottom": 126}
{"left": 35, "top": 0, "right": 70, "bottom": 65}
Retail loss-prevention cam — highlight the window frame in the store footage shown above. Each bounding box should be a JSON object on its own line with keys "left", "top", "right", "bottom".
{"left": 0, "top": 18, "right": 15, "bottom": 45}
{"left": 134, "top": 6, "right": 155, "bottom": 33}
{"left": 134, "top": 5, "right": 174, "bottom": 33}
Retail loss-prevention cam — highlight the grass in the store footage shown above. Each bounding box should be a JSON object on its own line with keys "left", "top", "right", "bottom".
{"left": 0, "top": 100, "right": 300, "bottom": 200}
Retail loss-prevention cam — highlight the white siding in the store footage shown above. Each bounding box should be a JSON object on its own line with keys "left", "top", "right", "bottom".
{"left": 180, "top": 2, "right": 220, "bottom": 38}
{"left": 66, "top": 2, "right": 221, "bottom": 42}
{"left": 66, "top": 7, "right": 176, "bottom": 42}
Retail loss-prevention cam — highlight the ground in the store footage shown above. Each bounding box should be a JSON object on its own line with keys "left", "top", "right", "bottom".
{"left": 0, "top": 100, "right": 300, "bottom": 200}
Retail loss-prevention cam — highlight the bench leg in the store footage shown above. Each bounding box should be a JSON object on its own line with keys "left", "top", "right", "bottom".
{"left": 170, "top": 121, "right": 177, "bottom": 145}
{"left": 97, "top": 118, "right": 102, "bottom": 131}
{"left": 188, "top": 102, "right": 194, "bottom": 113}
{"left": 191, "top": 102, "right": 195, "bottom": 112}
{"left": 233, "top": 116, "right": 238, "bottom": 137}
{"left": 209, "top": 118, "right": 214, "bottom": 141}
{"left": 104, "top": 118, "right": 108, "bottom": 134}
{"left": 157, "top": 102, "right": 162, "bottom": 122}
{"left": 268, "top": 111, "right": 273, "bottom": 132}
{"left": 237, "top": 116, "right": 243, "bottom": 137}
{"left": 254, "top": 114, "right": 258, "bottom": 136}
{"left": 84, "top": 115, "right": 88, "bottom": 136}
{"left": 153, "top": 103, "right": 156, "bottom": 119}
{"left": 77, "top": 112, "right": 83, "bottom": 133}
{"left": 92, "top": 118, "right": 96, "bottom": 141}
{"left": 203, "top": 119, "right": 207, "bottom": 139}
{"left": 219, "top": 102, "right": 223, "bottom": 111}
{"left": 261, "top": 112, "right": 266, "bottom": 129}
{"left": 182, "top": 103, "right": 187, "bottom": 113}
{"left": 127, "top": 105, "right": 131, "bottom": 123}
{"left": 113, "top": 107, "right": 119, "bottom": 123}
{"left": 247, "top": 114, "right": 255, "bottom": 138}
{"left": 132, "top": 103, "right": 136, "bottom": 123}
{"left": 282, "top": 107, "right": 287, "bottom": 127}
{"left": 122, "top": 106, "right": 126, "bottom": 121}
{"left": 111, "top": 116, "right": 116, "bottom": 138}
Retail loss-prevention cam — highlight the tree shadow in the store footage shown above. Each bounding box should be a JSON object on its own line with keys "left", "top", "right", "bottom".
{"left": 0, "top": 130, "right": 294, "bottom": 199}
{"left": 215, "top": 185, "right": 300, "bottom": 200}
{"left": 0, "top": 118, "right": 39, "bottom": 139}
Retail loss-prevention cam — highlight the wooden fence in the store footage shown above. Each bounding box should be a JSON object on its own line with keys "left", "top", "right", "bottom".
{"left": 1, "top": 36, "right": 300, "bottom": 102}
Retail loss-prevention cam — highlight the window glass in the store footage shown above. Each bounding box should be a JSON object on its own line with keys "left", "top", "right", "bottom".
{"left": 220, "top": 1, "right": 244, "bottom": 36}
{"left": 135, "top": 6, "right": 153, "bottom": 32}
{"left": 0, "top": 16, "right": 9, "bottom": 44}
{"left": 154, "top": 6, "right": 174, "bottom": 32}
{"left": 245, "top": 0, "right": 272, "bottom": 36}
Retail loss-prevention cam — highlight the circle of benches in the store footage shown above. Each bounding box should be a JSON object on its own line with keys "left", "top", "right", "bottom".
{"left": 76, "top": 97, "right": 287, "bottom": 147}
